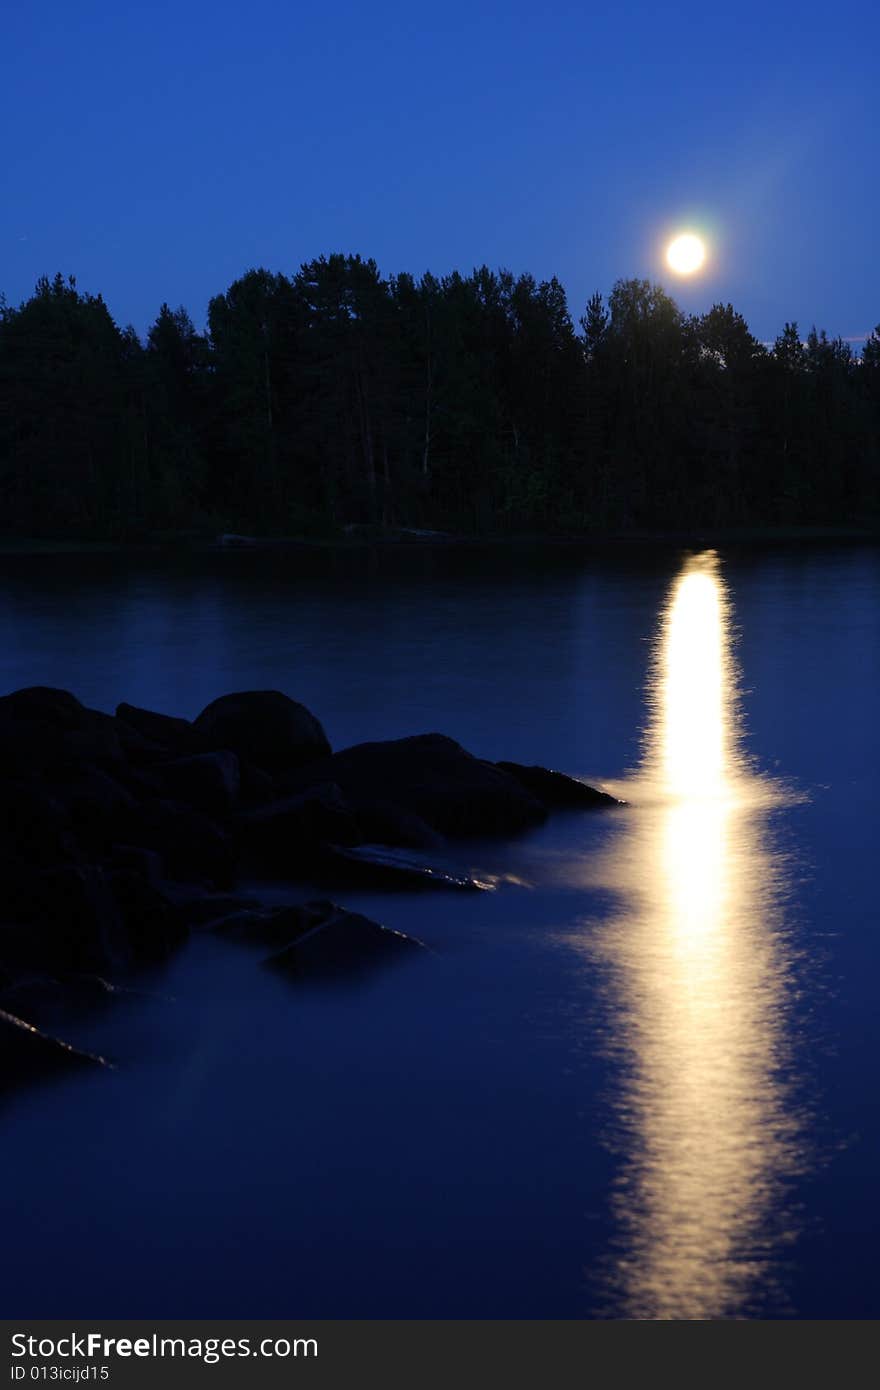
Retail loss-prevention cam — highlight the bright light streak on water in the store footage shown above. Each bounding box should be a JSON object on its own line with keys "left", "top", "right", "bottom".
{"left": 658, "top": 563, "right": 727, "bottom": 798}
{"left": 589, "top": 552, "right": 804, "bottom": 1319}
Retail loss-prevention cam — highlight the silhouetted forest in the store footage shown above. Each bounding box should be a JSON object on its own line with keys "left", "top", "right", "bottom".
{"left": 1, "top": 260, "right": 878, "bottom": 539}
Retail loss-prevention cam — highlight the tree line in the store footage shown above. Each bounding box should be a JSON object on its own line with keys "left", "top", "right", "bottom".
{"left": 1, "top": 259, "right": 878, "bottom": 539}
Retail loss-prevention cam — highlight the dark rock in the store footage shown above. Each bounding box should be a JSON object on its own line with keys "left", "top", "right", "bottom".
{"left": 0, "top": 687, "right": 88, "bottom": 730}
{"left": 110, "top": 762, "right": 168, "bottom": 800}
{"left": 109, "top": 844, "right": 165, "bottom": 885}
{"left": 153, "top": 750, "right": 240, "bottom": 817}
{"left": 495, "top": 761, "right": 622, "bottom": 809}
{"left": 0, "top": 973, "right": 119, "bottom": 1030}
{"left": 124, "top": 799, "right": 234, "bottom": 888}
{"left": 105, "top": 717, "right": 170, "bottom": 767}
{"left": 1, "top": 858, "right": 183, "bottom": 980}
{"left": 0, "top": 717, "right": 67, "bottom": 777}
{"left": 109, "top": 869, "right": 188, "bottom": 964}
{"left": 280, "top": 733, "right": 546, "bottom": 838}
{"left": 0, "top": 923, "right": 42, "bottom": 975}
{"left": 0, "top": 700, "right": 128, "bottom": 780}
{"left": 53, "top": 767, "right": 136, "bottom": 846}
{"left": 0, "top": 779, "right": 76, "bottom": 865}
{"left": 60, "top": 714, "right": 125, "bottom": 771}
{"left": 237, "top": 783, "right": 359, "bottom": 870}
{"left": 3, "top": 865, "right": 131, "bottom": 976}
{"left": 116, "top": 702, "right": 202, "bottom": 757}
{"left": 352, "top": 799, "right": 444, "bottom": 850}
{"left": 162, "top": 889, "right": 261, "bottom": 927}
{"left": 312, "top": 844, "right": 485, "bottom": 892}
{"left": 0, "top": 1007, "right": 112, "bottom": 1088}
{"left": 264, "top": 906, "right": 426, "bottom": 980}
{"left": 209, "top": 900, "right": 334, "bottom": 947}
{"left": 193, "top": 690, "right": 331, "bottom": 774}
{"left": 237, "top": 758, "right": 277, "bottom": 808}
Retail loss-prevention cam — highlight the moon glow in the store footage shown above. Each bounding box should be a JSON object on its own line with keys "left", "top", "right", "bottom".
{"left": 666, "top": 233, "right": 707, "bottom": 276}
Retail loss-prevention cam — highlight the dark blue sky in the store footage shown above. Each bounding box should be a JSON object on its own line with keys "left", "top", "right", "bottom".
{"left": 3, "top": 0, "right": 877, "bottom": 341}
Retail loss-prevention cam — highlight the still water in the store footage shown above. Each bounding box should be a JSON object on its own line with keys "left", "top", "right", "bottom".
{"left": 0, "top": 542, "right": 877, "bottom": 1318}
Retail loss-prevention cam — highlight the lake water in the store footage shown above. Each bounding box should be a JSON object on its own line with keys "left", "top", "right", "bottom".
{"left": 1, "top": 540, "right": 877, "bottom": 1319}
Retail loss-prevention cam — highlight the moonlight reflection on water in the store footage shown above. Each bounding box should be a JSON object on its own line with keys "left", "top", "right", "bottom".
{"left": 588, "top": 552, "right": 806, "bottom": 1319}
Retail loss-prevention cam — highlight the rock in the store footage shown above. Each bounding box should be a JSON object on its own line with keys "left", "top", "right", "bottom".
{"left": 161, "top": 888, "right": 261, "bottom": 927}
{"left": 52, "top": 767, "right": 136, "bottom": 847}
{"left": 124, "top": 800, "right": 235, "bottom": 888}
{"left": 352, "top": 799, "right": 444, "bottom": 850}
{"left": 0, "top": 698, "right": 129, "bottom": 779}
{"left": 2, "top": 865, "right": 131, "bottom": 977}
{"left": 0, "top": 922, "right": 42, "bottom": 974}
{"left": 280, "top": 733, "right": 547, "bottom": 838}
{"left": 0, "top": 973, "right": 119, "bottom": 1030}
{"left": 217, "top": 532, "right": 259, "bottom": 548}
{"left": 193, "top": 690, "right": 331, "bottom": 774}
{"left": 0, "top": 717, "right": 67, "bottom": 777}
{"left": 153, "top": 750, "right": 241, "bottom": 817}
{"left": 108, "top": 869, "right": 188, "bottom": 964}
{"left": 311, "top": 844, "right": 485, "bottom": 892}
{"left": 108, "top": 844, "right": 165, "bottom": 885}
{"left": 209, "top": 900, "right": 335, "bottom": 947}
{"left": 110, "top": 762, "right": 168, "bottom": 800}
{"left": 0, "top": 1007, "right": 111, "bottom": 1089}
{"left": 1, "top": 859, "right": 183, "bottom": 982}
{"left": 0, "top": 779, "right": 77, "bottom": 865}
{"left": 237, "top": 783, "right": 360, "bottom": 870}
{"left": 59, "top": 715, "right": 125, "bottom": 771}
{"left": 495, "top": 761, "right": 622, "bottom": 809}
{"left": 237, "top": 758, "right": 277, "bottom": 807}
{"left": 0, "top": 687, "right": 88, "bottom": 730}
{"left": 110, "top": 717, "right": 171, "bottom": 766}
{"left": 264, "top": 906, "right": 426, "bottom": 980}
{"left": 116, "top": 702, "right": 202, "bottom": 756}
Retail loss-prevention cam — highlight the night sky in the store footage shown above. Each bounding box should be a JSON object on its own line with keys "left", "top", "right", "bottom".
{"left": 4, "top": 0, "right": 877, "bottom": 340}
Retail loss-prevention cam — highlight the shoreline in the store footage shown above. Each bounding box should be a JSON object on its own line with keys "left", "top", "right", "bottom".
{"left": 0, "top": 522, "right": 877, "bottom": 558}
{"left": 0, "top": 686, "right": 621, "bottom": 1094}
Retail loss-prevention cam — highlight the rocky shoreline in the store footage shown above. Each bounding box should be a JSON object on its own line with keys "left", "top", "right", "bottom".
{"left": 0, "top": 686, "right": 621, "bottom": 1093}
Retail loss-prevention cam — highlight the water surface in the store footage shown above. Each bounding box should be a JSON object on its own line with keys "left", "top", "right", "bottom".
{"left": 0, "top": 542, "right": 877, "bottom": 1317}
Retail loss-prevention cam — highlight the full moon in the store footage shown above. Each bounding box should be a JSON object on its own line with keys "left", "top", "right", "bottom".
{"left": 666, "top": 233, "right": 706, "bottom": 276}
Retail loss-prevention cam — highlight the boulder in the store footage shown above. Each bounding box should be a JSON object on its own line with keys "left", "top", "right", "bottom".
{"left": 52, "top": 767, "right": 136, "bottom": 847}
{"left": 0, "top": 1007, "right": 111, "bottom": 1089}
{"left": 3, "top": 865, "right": 131, "bottom": 976}
{"left": 280, "top": 733, "right": 546, "bottom": 838}
{"left": 0, "top": 973, "right": 118, "bottom": 1030}
{"left": 237, "top": 783, "right": 359, "bottom": 870}
{"left": 116, "top": 701, "right": 202, "bottom": 755}
{"left": 0, "top": 691, "right": 133, "bottom": 775}
{"left": 495, "top": 761, "right": 622, "bottom": 809}
{"left": 153, "top": 750, "right": 240, "bottom": 817}
{"left": 59, "top": 714, "right": 125, "bottom": 771}
{"left": 193, "top": 691, "right": 330, "bottom": 774}
{"left": 352, "top": 798, "right": 444, "bottom": 850}
{"left": 109, "top": 717, "right": 171, "bottom": 766}
{"left": 209, "top": 900, "right": 335, "bottom": 948}
{"left": 264, "top": 906, "right": 426, "bottom": 981}
{"left": 123, "top": 799, "right": 234, "bottom": 888}
{"left": 311, "top": 844, "right": 485, "bottom": 892}
{"left": 109, "top": 868, "right": 188, "bottom": 964}
{"left": 0, "top": 779, "right": 76, "bottom": 865}
{"left": 161, "top": 888, "right": 261, "bottom": 927}
{"left": 0, "top": 717, "right": 67, "bottom": 777}
{"left": 108, "top": 844, "right": 165, "bottom": 885}
{"left": 0, "top": 922, "right": 43, "bottom": 975}
{"left": 0, "top": 687, "right": 88, "bottom": 730}
{"left": 237, "top": 758, "right": 277, "bottom": 807}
